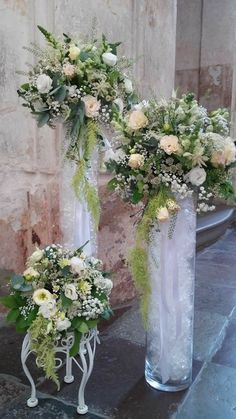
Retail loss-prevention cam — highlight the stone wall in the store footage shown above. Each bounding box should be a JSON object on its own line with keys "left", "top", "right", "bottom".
{"left": 0, "top": 0, "right": 177, "bottom": 306}
{"left": 175, "top": 0, "right": 236, "bottom": 110}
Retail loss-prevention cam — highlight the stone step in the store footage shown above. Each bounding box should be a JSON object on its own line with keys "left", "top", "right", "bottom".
{"left": 196, "top": 207, "right": 235, "bottom": 250}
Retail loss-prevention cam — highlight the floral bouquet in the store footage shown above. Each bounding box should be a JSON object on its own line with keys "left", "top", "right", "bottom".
{"left": 106, "top": 92, "right": 236, "bottom": 320}
{"left": 17, "top": 26, "right": 136, "bottom": 226}
{"left": 0, "top": 244, "right": 113, "bottom": 387}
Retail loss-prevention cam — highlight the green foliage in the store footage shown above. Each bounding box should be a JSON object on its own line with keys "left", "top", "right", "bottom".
{"left": 129, "top": 246, "right": 150, "bottom": 328}
{"left": 29, "top": 315, "right": 60, "bottom": 389}
{"left": 84, "top": 120, "right": 98, "bottom": 161}
{"left": 37, "top": 25, "right": 59, "bottom": 49}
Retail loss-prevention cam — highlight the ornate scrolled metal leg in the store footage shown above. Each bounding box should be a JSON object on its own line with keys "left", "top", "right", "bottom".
{"left": 64, "top": 347, "right": 74, "bottom": 384}
{"left": 77, "top": 331, "right": 98, "bottom": 415}
{"left": 21, "top": 334, "right": 38, "bottom": 408}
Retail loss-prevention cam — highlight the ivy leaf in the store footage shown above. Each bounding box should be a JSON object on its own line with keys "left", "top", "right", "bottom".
{"left": 20, "top": 83, "right": 30, "bottom": 91}
{"left": 86, "top": 319, "right": 99, "bottom": 329}
{"left": 108, "top": 41, "right": 121, "bottom": 55}
{"left": 71, "top": 317, "right": 82, "bottom": 329}
{"left": 0, "top": 295, "right": 19, "bottom": 309}
{"left": 60, "top": 293, "right": 73, "bottom": 308}
{"left": 78, "top": 322, "right": 89, "bottom": 333}
{"left": 107, "top": 178, "right": 118, "bottom": 191}
{"left": 37, "top": 112, "right": 50, "bottom": 127}
{"left": 6, "top": 308, "right": 20, "bottom": 322}
{"left": 131, "top": 189, "right": 143, "bottom": 204}
{"left": 69, "top": 330, "right": 82, "bottom": 357}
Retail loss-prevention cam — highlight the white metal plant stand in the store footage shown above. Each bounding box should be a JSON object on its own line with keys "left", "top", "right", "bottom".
{"left": 21, "top": 328, "right": 100, "bottom": 415}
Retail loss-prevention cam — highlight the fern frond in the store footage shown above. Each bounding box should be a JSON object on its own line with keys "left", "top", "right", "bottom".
{"left": 84, "top": 120, "right": 98, "bottom": 160}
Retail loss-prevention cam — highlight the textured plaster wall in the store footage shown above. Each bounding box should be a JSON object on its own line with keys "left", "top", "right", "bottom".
{"left": 0, "top": 0, "right": 177, "bottom": 305}
{"left": 175, "top": 0, "right": 236, "bottom": 110}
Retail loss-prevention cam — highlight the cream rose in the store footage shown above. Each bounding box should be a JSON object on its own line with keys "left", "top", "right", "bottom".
{"left": 156, "top": 207, "right": 169, "bottom": 222}
{"left": 28, "top": 249, "right": 44, "bottom": 266}
{"left": 36, "top": 74, "right": 52, "bottom": 94}
{"left": 38, "top": 300, "right": 57, "bottom": 319}
{"left": 102, "top": 52, "right": 117, "bottom": 66}
{"left": 188, "top": 167, "right": 206, "bottom": 186}
{"left": 69, "top": 44, "right": 80, "bottom": 60}
{"left": 82, "top": 95, "right": 101, "bottom": 118}
{"left": 160, "top": 135, "right": 180, "bottom": 155}
{"left": 63, "top": 63, "right": 76, "bottom": 77}
{"left": 33, "top": 288, "right": 53, "bottom": 306}
{"left": 124, "top": 78, "right": 133, "bottom": 94}
{"left": 128, "top": 153, "right": 145, "bottom": 169}
{"left": 127, "top": 110, "right": 148, "bottom": 131}
{"left": 211, "top": 139, "right": 236, "bottom": 167}
{"left": 64, "top": 284, "right": 78, "bottom": 301}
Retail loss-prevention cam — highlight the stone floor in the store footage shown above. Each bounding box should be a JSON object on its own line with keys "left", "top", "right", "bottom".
{"left": 1, "top": 226, "right": 236, "bottom": 418}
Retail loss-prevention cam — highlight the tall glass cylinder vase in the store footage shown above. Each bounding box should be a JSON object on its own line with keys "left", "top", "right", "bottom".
{"left": 59, "top": 125, "right": 98, "bottom": 256}
{"left": 145, "top": 196, "right": 196, "bottom": 392}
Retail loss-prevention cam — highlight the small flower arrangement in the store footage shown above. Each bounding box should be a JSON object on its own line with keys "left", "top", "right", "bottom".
{"left": 0, "top": 244, "right": 113, "bottom": 387}
{"left": 106, "top": 92, "right": 236, "bottom": 322}
{"left": 17, "top": 26, "right": 137, "bottom": 227}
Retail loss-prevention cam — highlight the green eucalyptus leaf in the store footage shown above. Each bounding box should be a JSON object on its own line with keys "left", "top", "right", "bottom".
{"left": 54, "top": 85, "right": 67, "bottom": 102}
{"left": 79, "top": 51, "right": 90, "bottom": 62}
{"left": 20, "top": 83, "right": 30, "bottom": 91}
{"left": 11, "top": 274, "right": 24, "bottom": 290}
{"left": 20, "top": 283, "right": 33, "bottom": 292}
{"left": 107, "top": 177, "right": 118, "bottom": 191}
{"left": 37, "top": 112, "right": 50, "bottom": 127}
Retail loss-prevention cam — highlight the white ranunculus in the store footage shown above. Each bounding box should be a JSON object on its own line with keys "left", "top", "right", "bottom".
{"left": 36, "top": 74, "right": 52, "bottom": 94}
{"left": 28, "top": 249, "right": 44, "bottom": 265}
{"left": 94, "top": 276, "right": 113, "bottom": 294}
{"left": 64, "top": 283, "right": 78, "bottom": 301}
{"left": 188, "top": 167, "right": 206, "bottom": 186}
{"left": 102, "top": 52, "right": 117, "bottom": 66}
{"left": 33, "top": 288, "right": 53, "bottom": 306}
{"left": 114, "top": 98, "right": 124, "bottom": 113}
{"left": 70, "top": 256, "right": 86, "bottom": 274}
{"left": 56, "top": 317, "right": 71, "bottom": 331}
{"left": 39, "top": 299, "right": 57, "bottom": 319}
{"left": 124, "top": 78, "right": 133, "bottom": 94}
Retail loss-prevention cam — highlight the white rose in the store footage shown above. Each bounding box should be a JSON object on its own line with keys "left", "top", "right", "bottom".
{"left": 70, "top": 256, "right": 86, "bottom": 274}
{"left": 28, "top": 249, "right": 44, "bottom": 266}
{"left": 56, "top": 318, "right": 71, "bottom": 331}
{"left": 82, "top": 95, "right": 101, "bottom": 118}
{"left": 64, "top": 284, "right": 78, "bottom": 301}
{"left": 134, "top": 100, "right": 149, "bottom": 111}
{"left": 124, "top": 78, "right": 133, "bottom": 94}
{"left": 114, "top": 98, "right": 124, "bottom": 113}
{"left": 102, "top": 52, "right": 117, "bottom": 66}
{"left": 94, "top": 277, "right": 113, "bottom": 294}
{"left": 38, "top": 300, "right": 57, "bottom": 319}
{"left": 36, "top": 74, "right": 52, "bottom": 94}
{"left": 188, "top": 167, "right": 206, "bottom": 186}
{"left": 128, "top": 153, "right": 145, "bottom": 169}
{"left": 33, "top": 288, "right": 53, "bottom": 306}
{"left": 156, "top": 207, "right": 169, "bottom": 222}
{"left": 69, "top": 44, "right": 80, "bottom": 60}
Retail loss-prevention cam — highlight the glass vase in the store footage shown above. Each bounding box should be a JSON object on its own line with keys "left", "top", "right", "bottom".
{"left": 145, "top": 196, "right": 196, "bottom": 392}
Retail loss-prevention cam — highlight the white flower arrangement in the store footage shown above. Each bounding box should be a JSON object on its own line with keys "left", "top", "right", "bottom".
{"left": 0, "top": 244, "right": 113, "bottom": 386}
{"left": 17, "top": 26, "right": 136, "bottom": 228}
